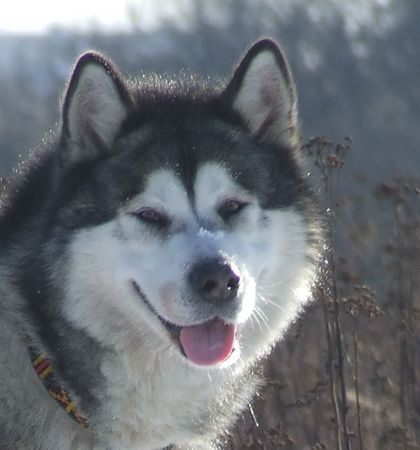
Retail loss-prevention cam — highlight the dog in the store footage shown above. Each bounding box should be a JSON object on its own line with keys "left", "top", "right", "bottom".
{"left": 0, "top": 38, "right": 321, "bottom": 449}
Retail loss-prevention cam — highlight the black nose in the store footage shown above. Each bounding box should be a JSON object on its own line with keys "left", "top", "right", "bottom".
{"left": 189, "top": 259, "right": 240, "bottom": 304}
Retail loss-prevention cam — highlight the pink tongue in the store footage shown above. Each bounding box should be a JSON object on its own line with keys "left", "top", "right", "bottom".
{"left": 179, "top": 318, "right": 236, "bottom": 366}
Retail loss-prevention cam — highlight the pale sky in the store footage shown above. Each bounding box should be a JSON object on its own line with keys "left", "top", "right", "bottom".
{"left": 0, "top": 0, "right": 159, "bottom": 33}
{"left": 0, "top": 0, "right": 392, "bottom": 35}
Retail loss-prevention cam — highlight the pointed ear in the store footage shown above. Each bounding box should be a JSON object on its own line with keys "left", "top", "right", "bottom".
{"left": 61, "top": 52, "right": 131, "bottom": 164}
{"left": 224, "top": 39, "right": 299, "bottom": 147}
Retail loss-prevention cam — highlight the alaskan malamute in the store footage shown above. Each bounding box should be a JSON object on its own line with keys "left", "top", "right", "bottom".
{"left": 0, "top": 39, "right": 321, "bottom": 449}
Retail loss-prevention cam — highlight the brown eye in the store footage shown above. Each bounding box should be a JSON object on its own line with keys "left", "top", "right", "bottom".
{"left": 133, "top": 208, "right": 170, "bottom": 227}
{"left": 217, "top": 199, "right": 248, "bottom": 221}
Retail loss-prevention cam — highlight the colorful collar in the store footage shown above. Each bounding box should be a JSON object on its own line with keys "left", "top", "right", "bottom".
{"left": 32, "top": 353, "right": 88, "bottom": 428}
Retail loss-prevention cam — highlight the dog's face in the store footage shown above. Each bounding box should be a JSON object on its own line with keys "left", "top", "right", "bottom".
{"left": 56, "top": 41, "right": 316, "bottom": 369}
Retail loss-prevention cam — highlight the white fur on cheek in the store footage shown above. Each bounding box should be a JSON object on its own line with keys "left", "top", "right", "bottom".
{"left": 62, "top": 221, "right": 169, "bottom": 346}
{"left": 240, "top": 208, "right": 315, "bottom": 362}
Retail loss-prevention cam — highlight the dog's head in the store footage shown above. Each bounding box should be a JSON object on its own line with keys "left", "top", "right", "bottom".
{"left": 55, "top": 40, "right": 318, "bottom": 368}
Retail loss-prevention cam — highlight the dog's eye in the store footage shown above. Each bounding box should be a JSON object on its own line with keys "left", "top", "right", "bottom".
{"left": 132, "top": 208, "right": 170, "bottom": 227}
{"left": 217, "top": 199, "right": 248, "bottom": 221}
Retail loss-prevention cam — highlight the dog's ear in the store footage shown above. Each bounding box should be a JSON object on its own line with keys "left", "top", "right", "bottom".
{"left": 224, "top": 39, "right": 298, "bottom": 147}
{"left": 61, "top": 52, "right": 131, "bottom": 164}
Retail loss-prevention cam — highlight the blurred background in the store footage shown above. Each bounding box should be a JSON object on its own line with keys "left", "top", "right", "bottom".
{"left": 1, "top": 1, "right": 418, "bottom": 448}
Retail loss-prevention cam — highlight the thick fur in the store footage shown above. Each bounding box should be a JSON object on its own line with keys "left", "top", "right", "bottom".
{"left": 0, "top": 39, "right": 321, "bottom": 449}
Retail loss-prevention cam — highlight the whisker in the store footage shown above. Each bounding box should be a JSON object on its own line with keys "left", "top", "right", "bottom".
{"left": 250, "top": 310, "right": 264, "bottom": 333}
{"left": 254, "top": 305, "right": 269, "bottom": 325}
{"left": 248, "top": 313, "right": 257, "bottom": 332}
{"left": 255, "top": 305, "right": 269, "bottom": 322}
{"left": 253, "top": 305, "right": 272, "bottom": 333}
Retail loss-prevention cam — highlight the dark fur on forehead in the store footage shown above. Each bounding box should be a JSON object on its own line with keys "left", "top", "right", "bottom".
{"left": 120, "top": 75, "right": 244, "bottom": 135}
{"left": 109, "top": 76, "right": 243, "bottom": 199}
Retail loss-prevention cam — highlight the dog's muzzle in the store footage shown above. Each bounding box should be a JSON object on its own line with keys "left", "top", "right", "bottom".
{"left": 131, "top": 257, "right": 240, "bottom": 367}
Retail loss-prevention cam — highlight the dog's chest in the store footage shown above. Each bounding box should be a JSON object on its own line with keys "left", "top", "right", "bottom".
{"left": 96, "top": 350, "right": 226, "bottom": 449}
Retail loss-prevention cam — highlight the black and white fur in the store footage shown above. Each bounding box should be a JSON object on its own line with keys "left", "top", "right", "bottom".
{"left": 0, "top": 39, "right": 321, "bottom": 449}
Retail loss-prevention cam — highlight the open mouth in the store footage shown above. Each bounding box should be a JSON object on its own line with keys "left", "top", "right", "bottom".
{"left": 131, "top": 280, "right": 237, "bottom": 366}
